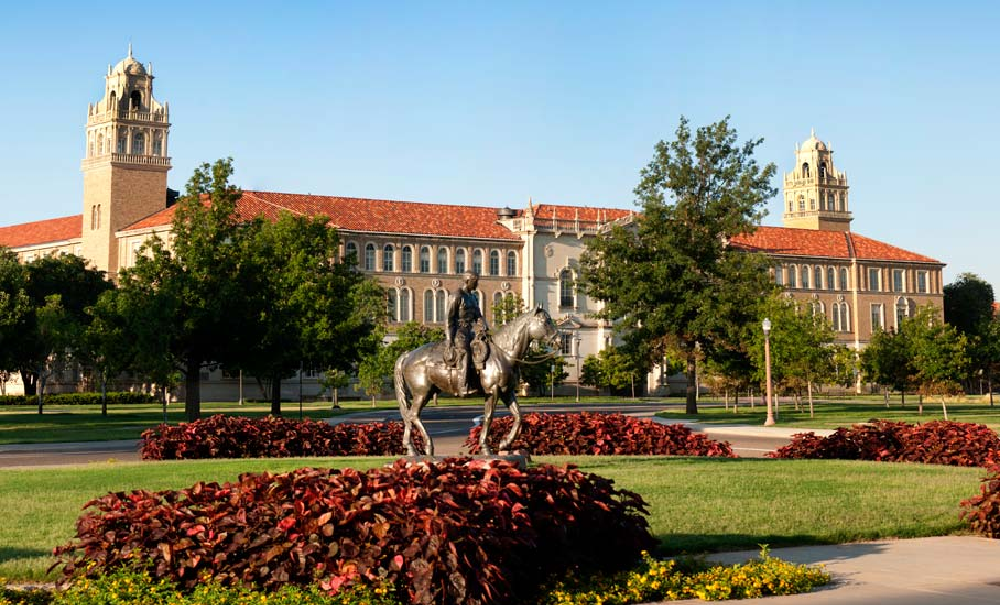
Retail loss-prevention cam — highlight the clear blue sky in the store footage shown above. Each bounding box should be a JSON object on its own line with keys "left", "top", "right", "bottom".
{"left": 1, "top": 1, "right": 995, "bottom": 290}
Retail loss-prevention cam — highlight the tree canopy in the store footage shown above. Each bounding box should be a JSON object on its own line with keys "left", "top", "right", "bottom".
{"left": 581, "top": 116, "right": 778, "bottom": 413}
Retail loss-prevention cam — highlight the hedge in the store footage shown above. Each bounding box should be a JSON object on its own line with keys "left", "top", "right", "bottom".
{"left": 0, "top": 392, "right": 157, "bottom": 406}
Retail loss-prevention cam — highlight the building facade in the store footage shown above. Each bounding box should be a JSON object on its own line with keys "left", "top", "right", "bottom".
{"left": 0, "top": 51, "right": 944, "bottom": 398}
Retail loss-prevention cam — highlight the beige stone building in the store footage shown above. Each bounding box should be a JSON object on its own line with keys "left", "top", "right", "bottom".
{"left": 0, "top": 51, "right": 944, "bottom": 398}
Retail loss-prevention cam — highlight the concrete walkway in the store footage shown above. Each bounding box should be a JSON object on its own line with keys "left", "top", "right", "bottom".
{"left": 650, "top": 536, "right": 1000, "bottom": 604}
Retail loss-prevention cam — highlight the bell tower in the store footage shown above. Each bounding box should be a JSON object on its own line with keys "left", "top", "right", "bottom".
{"left": 782, "top": 130, "right": 851, "bottom": 231}
{"left": 81, "top": 45, "right": 171, "bottom": 278}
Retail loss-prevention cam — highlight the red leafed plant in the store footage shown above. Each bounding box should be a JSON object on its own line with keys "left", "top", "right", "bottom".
{"left": 769, "top": 420, "right": 1000, "bottom": 467}
{"left": 465, "top": 413, "right": 736, "bottom": 457}
{"left": 140, "top": 415, "right": 417, "bottom": 460}
{"left": 961, "top": 464, "right": 1000, "bottom": 538}
{"left": 52, "top": 459, "right": 655, "bottom": 605}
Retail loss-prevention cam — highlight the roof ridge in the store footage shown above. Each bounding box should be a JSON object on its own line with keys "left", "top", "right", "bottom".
{"left": 844, "top": 232, "right": 857, "bottom": 259}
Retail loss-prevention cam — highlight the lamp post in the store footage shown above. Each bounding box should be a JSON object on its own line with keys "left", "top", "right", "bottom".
{"left": 573, "top": 333, "right": 582, "bottom": 403}
{"left": 763, "top": 318, "right": 775, "bottom": 426}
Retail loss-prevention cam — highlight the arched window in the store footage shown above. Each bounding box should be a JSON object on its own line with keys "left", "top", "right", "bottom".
{"left": 840, "top": 268, "right": 848, "bottom": 291}
{"left": 493, "top": 292, "right": 503, "bottom": 323}
{"left": 117, "top": 132, "right": 128, "bottom": 153}
{"left": 507, "top": 251, "right": 517, "bottom": 276}
{"left": 827, "top": 268, "right": 835, "bottom": 291}
{"left": 129, "top": 90, "right": 142, "bottom": 111}
{"left": 109, "top": 90, "right": 117, "bottom": 111}
{"left": 788, "top": 265, "right": 797, "bottom": 288}
{"left": 473, "top": 250, "right": 483, "bottom": 275}
{"left": 419, "top": 247, "right": 430, "bottom": 273}
{"left": 802, "top": 163, "right": 810, "bottom": 177}
{"left": 819, "top": 162, "right": 827, "bottom": 178}
{"left": 364, "top": 243, "right": 376, "bottom": 271}
{"left": 400, "top": 288, "right": 411, "bottom": 322}
{"left": 801, "top": 266, "right": 810, "bottom": 289}
{"left": 424, "top": 290, "right": 434, "bottom": 322}
{"left": 387, "top": 289, "right": 398, "bottom": 322}
{"left": 489, "top": 250, "right": 500, "bottom": 276}
{"left": 132, "top": 131, "right": 145, "bottom": 155}
{"left": 344, "top": 241, "right": 358, "bottom": 266}
{"left": 455, "top": 249, "right": 466, "bottom": 273}
{"left": 435, "top": 291, "right": 446, "bottom": 323}
{"left": 560, "top": 270, "right": 575, "bottom": 307}
{"left": 382, "top": 244, "right": 394, "bottom": 272}
{"left": 774, "top": 265, "right": 784, "bottom": 285}
{"left": 798, "top": 196, "right": 805, "bottom": 211}
{"left": 97, "top": 133, "right": 104, "bottom": 154}
{"left": 814, "top": 267, "right": 823, "bottom": 289}
{"left": 153, "top": 132, "right": 162, "bottom": 156}
{"left": 895, "top": 297, "right": 909, "bottom": 330}
{"left": 833, "top": 303, "right": 851, "bottom": 332}
{"left": 437, "top": 248, "right": 448, "bottom": 273}
{"left": 401, "top": 246, "right": 413, "bottom": 272}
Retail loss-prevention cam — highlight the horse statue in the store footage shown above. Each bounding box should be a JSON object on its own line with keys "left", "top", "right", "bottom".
{"left": 393, "top": 306, "right": 558, "bottom": 456}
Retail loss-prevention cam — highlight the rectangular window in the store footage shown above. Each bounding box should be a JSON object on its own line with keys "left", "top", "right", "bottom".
{"left": 868, "top": 268, "right": 881, "bottom": 292}
{"left": 917, "top": 271, "right": 928, "bottom": 294}
{"left": 774, "top": 266, "right": 783, "bottom": 285}
{"left": 871, "top": 304, "right": 884, "bottom": 332}
{"left": 892, "top": 269, "right": 904, "bottom": 293}
{"left": 560, "top": 333, "right": 573, "bottom": 355}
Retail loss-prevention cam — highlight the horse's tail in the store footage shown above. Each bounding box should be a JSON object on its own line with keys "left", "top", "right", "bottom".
{"left": 393, "top": 352, "right": 409, "bottom": 412}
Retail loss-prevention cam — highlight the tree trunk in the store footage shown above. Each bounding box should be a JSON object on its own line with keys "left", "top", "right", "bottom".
{"left": 883, "top": 387, "right": 890, "bottom": 408}
{"left": 36, "top": 364, "right": 46, "bottom": 415}
{"left": 684, "top": 352, "right": 697, "bottom": 414}
{"left": 941, "top": 394, "right": 949, "bottom": 421}
{"left": 332, "top": 388, "right": 340, "bottom": 409}
{"left": 749, "top": 387, "right": 754, "bottom": 409}
{"left": 918, "top": 393, "right": 923, "bottom": 415}
{"left": 990, "top": 375, "right": 994, "bottom": 407}
{"left": 630, "top": 374, "right": 635, "bottom": 399}
{"left": 807, "top": 382, "right": 814, "bottom": 418}
{"left": 184, "top": 357, "right": 201, "bottom": 422}
{"left": 160, "top": 385, "right": 168, "bottom": 424}
{"left": 100, "top": 375, "right": 108, "bottom": 417}
{"left": 733, "top": 390, "right": 738, "bottom": 413}
{"left": 901, "top": 387, "right": 905, "bottom": 408}
{"left": 270, "top": 374, "right": 282, "bottom": 416}
{"left": 724, "top": 389, "right": 729, "bottom": 411}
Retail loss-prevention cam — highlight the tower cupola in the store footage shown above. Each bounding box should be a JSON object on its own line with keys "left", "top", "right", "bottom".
{"left": 782, "top": 130, "right": 851, "bottom": 231}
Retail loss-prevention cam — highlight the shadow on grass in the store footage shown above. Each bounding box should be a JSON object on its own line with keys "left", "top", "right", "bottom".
{"left": 657, "top": 533, "right": 891, "bottom": 563}
{"left": 0, "top": 546, "right": 51, "bottom": 564}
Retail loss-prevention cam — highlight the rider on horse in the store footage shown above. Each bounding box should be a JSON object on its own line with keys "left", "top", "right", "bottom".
{"left": 444, "top": 271, "right": 490, "bottom": 397}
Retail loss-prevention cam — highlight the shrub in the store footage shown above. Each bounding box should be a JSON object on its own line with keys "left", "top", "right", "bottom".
{"left": 466, "top": 413, "right": 736, "bottom": 457}
{"left": 961, "top": 464, "right": 1000, "bottom": 538}
{"left": 53, "top": 458, "right": 654, "bottom": 605}
{"left": 140, "top": 415, "right": 415, "bottom": 459}
{"left": 0, "top": 392, "right": 157, "bottom": 407}
{"left": 541, "top": 547, "right": 830, "bottom": 604}
{"left": 769, "top": 420, "right": 1000, "bottom": 467}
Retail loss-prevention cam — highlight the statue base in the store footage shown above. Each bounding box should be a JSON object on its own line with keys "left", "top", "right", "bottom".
{"left": 398, "top": 453, "right": 530, "bottom": 469}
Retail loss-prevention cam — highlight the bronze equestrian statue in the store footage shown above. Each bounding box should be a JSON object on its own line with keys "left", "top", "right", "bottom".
{"left": 393, "top": 282, "right": 557, "bottom": 456}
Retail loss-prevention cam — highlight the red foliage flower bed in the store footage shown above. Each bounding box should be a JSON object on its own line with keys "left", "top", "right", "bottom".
{"left": 961, "top": 464, "right": 1000, "bottom": 538}
{"left": 53, "top": 458, "right": 654, "bottom": 605}
{"left": 769, "top": 420, "right": 1000, "bottom": 467}
{"left": 465, "top": 412, "right": 736, "bottom": 457}
{"left": 140, "top": 415, "right": 415, "bottom": 460}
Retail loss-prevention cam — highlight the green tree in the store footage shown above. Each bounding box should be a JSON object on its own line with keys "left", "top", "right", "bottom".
{"left": 320, "top": 368, "right": 351, "bottom": 408}
{"left": 944, "top": 273, "right": 994, "bottom": 337}
{"left": 748, "top": 294, "right": 837, "bottom": 417}
{"left": 580, "top": 345, "right": 651, "bottom": 398}
{"left": 978, "top": 316, "right": 1000, "bottom": 406}
{"left": 238, "top": 212, "right": 384, "bottom": 415}
{"left": 0, "top": 248, "right": 31, "bottom": 395}
{"left": 491, "top": 293, "right": 525, "bottom": 325}
{"left": 861, "top": 326, "right": 913, "bottom": 406}
{"left": 905, "top": 306, "right": 969, "bottom": 419}
{"left": 581, "top": 116, "right": 778, "bottom": 413}
{"left": 12, "top": 254, "right": 111, "bottom": 401}
{"left": 357, "top": 321, "right": 444, "bottom": 406}
{"left": 82, "top": 290, "right": 137, "bottom": 415}
{"left": 117, "top": 159, "right": 253, "bottom": 421}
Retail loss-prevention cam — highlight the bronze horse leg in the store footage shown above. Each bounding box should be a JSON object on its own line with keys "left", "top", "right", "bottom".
{"left": 478, "top": 383, "right": 500, "bottom": 456}
{"left": 497, "top": 387, "right": 521, "bottom": 452}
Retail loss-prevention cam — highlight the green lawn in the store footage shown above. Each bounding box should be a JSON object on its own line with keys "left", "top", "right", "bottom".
{"left": 0, "top": 456, "right": 983, "bottom": 581}
{"left": 658, "top": 399, "right": 1000, "bottom": 429}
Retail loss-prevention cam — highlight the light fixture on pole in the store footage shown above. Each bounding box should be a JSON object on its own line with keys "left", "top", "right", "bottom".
{"left": 574, "top": 333, "right": 582, "bottom": 403}
{"left": 763, "top": 317, "right": 775, "bottom": 426}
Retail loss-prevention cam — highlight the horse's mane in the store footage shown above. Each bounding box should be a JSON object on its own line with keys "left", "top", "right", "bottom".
{"left": 491, "top": 310, "right": 534, "bottom": 354}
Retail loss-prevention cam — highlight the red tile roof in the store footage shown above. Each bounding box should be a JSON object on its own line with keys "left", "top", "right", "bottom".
{"left": 0, "top": 215, "right": 82, "bottom": 249}
{"left": 124, "top": 191, "right": 522, "bottom": 240}
{"left": 528, "top": 204, "right": 633, "bottom": 222}
{"left": 731, "top": 226, "right": 941, "bottom": 264}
